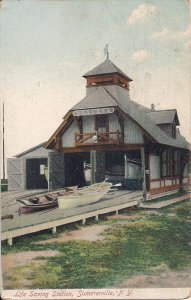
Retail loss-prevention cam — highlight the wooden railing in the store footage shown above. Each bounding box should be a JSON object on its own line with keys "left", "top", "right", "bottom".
{"left": 75, "top": 130, "right": 123, "bottom": 146}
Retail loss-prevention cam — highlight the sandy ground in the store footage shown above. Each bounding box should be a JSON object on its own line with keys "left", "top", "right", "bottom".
{"left": 34, "top": 224, "right": 110, "bottom": 244}
{"left": 2, "top": 249, "right": 60, "bottom": 288}
{"left": 117, "top": 268, "right": 191, "bottom": 288}
{"left": 2, "top": 250, "right": 59, "bottom": 274}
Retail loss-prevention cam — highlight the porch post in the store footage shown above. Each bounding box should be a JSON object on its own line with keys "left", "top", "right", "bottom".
{"left": 141, "top": 147, "right": 147, "bottom": 201}
{"left": 90, "top": 151, "right": 105, "bottom": 184}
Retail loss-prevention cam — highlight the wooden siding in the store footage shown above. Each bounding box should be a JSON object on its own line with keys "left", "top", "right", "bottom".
{"left": 109, "top": 113, "right": 121, "bottom": 132}
{"left": 61, "top": 122, "right": 79, "bottom": 147}
{"left": 83, "top": 115, "right": 95, "bottom": 133}
{"left": 124, "top": 118, "right": 143, "bottom": 144}
{"left": 150, "top": 155, "right": 160, "bottom": 180}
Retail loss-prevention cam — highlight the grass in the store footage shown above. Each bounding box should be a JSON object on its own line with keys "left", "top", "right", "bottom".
{"left": 2, "top": 201, "right": 191, "bottom": 289}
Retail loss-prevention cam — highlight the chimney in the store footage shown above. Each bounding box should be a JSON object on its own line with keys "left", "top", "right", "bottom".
{"left": 151, "top": 103, "right": 155, "bottom": 111}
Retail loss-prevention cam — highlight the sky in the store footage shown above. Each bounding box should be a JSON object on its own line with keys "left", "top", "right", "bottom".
{"left": 0, "top": 0, "right": 190, "bottom": 177}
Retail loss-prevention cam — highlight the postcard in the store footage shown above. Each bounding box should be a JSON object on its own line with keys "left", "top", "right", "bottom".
{"left": 0, "top": 0, "right": 191, "bottom": 299}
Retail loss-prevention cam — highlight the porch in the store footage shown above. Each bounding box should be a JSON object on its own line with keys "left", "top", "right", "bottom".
{"left": 75, "top": 130, "right": 123, "bottom": 146}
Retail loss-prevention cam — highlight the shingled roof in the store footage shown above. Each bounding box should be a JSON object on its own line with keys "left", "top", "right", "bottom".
{"left": 71, "top": 84, "right": 189, "bottom": 150}
{"left": 71, "top": 86, "right": 117, "bottom": 110}
{"left": 83, "top": 58, "right": 132, "bottom": 81}
{"left": 46, "top": 59, "right": 190, "bottom": 151}
{"left": 147, "top": 110, "right": 180, "bottom": 125}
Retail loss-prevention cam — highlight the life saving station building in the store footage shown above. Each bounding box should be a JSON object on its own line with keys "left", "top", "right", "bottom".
{"left": 44, "top": 58, "right": 190, "bottom": 200}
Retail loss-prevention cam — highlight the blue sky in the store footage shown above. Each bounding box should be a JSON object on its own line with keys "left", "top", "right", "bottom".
{"left": 0, "top": 0, "right": 190, "bottom": 171}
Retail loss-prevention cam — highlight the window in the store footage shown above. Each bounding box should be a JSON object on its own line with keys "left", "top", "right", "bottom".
{"left": 173, "top": 151, "right": 180, "bottom": 176}
{"left": 161, "top": 149, "right": 179, "bottom": 178}
{"left": 40, "top": 164, "right": 45, "bottom": 175}
{"left": 172, "top": 124, "right": 176, "bottom": 138}
{"left": 161, "top": 150, "right": 167, "bottom": 177}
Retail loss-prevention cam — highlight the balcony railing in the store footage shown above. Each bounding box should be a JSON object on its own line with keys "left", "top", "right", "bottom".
{"left": 75, "top": 130, "right": 123, "bottom": 146}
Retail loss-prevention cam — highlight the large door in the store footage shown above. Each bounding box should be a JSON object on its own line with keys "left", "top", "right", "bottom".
{"left": 48, "top": 152, "right": 65, "bottom": 190}
{"left": 26, "top": 158, "right": 48, "bottom": 189}
{"left": 7, "top": 158, "right": 23, "bottom": 191}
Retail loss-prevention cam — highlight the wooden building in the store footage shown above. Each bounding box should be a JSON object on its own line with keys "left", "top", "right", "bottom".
{"left": 45, "top": 58, "right": 190, "bottom": 200}
{"left": 7, "top": 143, "right": 53, "bottom": 191}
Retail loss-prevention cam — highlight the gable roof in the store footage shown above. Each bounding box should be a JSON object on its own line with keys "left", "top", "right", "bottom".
{"left": 15, "top": 142, "right": 47, "bottom": 158}
{"left": 46, "top": 84, "right": 189, "bottom": 150}
{"left": 46, "top": 58, "right": 189, "bottom": 151}
{"left": 102, "top": 85, "right": 189, "bottom": 150}
{"left": 83, "top": 58, "right": 132, "bottom": 81}
{"left": 147, "top": 110, "right": 180, "bottom": 125}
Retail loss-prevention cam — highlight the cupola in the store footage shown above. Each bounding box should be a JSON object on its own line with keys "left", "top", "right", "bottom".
{"left": 83, "top": 58, "right": 132, "bottom": 90}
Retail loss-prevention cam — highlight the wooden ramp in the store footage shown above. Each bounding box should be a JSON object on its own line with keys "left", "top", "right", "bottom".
{"left": 1, "top": 190, "right": 142, "bottom": 245}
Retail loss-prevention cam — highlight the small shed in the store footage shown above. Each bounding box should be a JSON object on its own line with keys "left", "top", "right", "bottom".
{"left": 7, "top": 142, "right": 53, "bottom": 191}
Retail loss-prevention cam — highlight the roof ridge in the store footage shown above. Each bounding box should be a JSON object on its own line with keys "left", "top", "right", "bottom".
{"left": 148, "top": 109, "right": 177, "bottom": 112}
{"left": 102, "top": 86, "right": 121, "bottom": 106}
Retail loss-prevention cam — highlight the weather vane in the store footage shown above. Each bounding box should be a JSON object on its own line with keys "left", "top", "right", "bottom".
{"left": 104, "top": 43, "right": 109, "bottom": 59}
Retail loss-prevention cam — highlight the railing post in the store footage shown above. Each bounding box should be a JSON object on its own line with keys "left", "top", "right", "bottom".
{"left": 117, "top": 130, "right": 119, "bottom": 144}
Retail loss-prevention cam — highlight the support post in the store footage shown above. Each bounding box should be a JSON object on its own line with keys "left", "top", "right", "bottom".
{"left": 52, "top": 227, "right": 57, "bottom": 234}
{"left": 90, "top": 151, "right": 105, "bottom": 184}
{"left": 116, "top": 210, "right": 119, "bottom": 215}
{"left": 141, "top": 147, "right": 147, "bottom": 201}
{"left": 95, "top": 215, "right": 99, "bottom": 222}
{"left": 8, "top": 237, "right": 13, "bottom": 246}
{"left": 82, "top": 218, "right": 86, "bottom": 226}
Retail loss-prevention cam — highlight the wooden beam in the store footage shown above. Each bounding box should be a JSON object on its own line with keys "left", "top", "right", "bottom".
{"left": 45, "top": 111, "right": 73, "bottom": 149}
{"left": 141, "top": 147, "right": 147, "bottom": 201}
{"left": 61, "top": 144, "right": 144, "bottom": 153}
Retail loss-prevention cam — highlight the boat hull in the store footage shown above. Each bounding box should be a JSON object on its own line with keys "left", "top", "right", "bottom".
{"left": 19, "top": 201, "right": 57, "bottom": 214}
{"left": 58, "top": 182, "right": 112, "bottom": 209}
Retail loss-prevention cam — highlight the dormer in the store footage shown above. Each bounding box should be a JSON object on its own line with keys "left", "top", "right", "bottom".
{"left": 83, "top": 58, "right": 132, "bottom": 91}
{"left": 148, "top": 109, "right": 180, "bottom": 139}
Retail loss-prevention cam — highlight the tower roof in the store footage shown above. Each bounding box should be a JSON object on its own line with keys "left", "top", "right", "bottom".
{"left": 83, "top": 58, "right": 132, "bottom": 81}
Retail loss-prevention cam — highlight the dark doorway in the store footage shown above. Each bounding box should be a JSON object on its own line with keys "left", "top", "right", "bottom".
{"left": 65, "top": 153, "right": 87, "bottom": 187}
{"left": 26, "top": 158, "right": 48, "bottom": 189}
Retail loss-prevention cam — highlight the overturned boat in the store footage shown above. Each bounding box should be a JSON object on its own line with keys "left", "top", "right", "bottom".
{"left": 17, "top": 187, "right": 76, "bottom": 214}
{"left": 58, "top": 181, "right": 112, "bottom": 209}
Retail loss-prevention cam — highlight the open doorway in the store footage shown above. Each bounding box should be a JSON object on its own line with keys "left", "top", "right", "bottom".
{"left": 26, "top": 158, "right": 48, "bottom": 189}
{"left": 64, "top": 153, "right": 88, "bottom": 187}
{"left": 105, "top": 150, "right": 142, "bottom": 189}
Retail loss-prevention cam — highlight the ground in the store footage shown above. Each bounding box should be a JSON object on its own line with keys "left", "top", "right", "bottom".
{"left": 1, "top": 197, "right": 191, "bottom": 289}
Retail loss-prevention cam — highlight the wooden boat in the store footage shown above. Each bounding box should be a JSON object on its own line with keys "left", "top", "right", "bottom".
{"left": 58, "top": 181, "right": 112, "bottom": 209}
{"left": 17, "top": 187, "right": 76, "bottom": 214}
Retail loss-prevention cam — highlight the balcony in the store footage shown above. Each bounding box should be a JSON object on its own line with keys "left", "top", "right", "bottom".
{"left": 75, "top": 130, "right": 123, "bottom": 146}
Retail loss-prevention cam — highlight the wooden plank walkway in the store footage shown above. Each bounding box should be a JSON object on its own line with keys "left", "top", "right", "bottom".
{"left": 140, "top": 193, "right": 191, "bottom": 209}
{"left": 1, "top": 190, "right": 142, "bottom": 245}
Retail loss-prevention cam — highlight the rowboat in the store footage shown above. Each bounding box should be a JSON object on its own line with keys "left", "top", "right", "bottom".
{"left": 58, "top": 181, "right": 112, "bottom": 209}
{"left": 17, "top": 187, "right": 76, "bottom": 214}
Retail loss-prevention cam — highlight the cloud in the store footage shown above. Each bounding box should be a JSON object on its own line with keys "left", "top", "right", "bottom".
{"left": 132, "top": 50, "right": 151, "bottom": 63}
{"left": 151, "top": 24, "right": 191, "bottom": 40}
{"left": 152, "top": 27, "right": 170, "bottom": 39}
{"left": 127, "top": 3, "right": 157, "bottom": 25}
